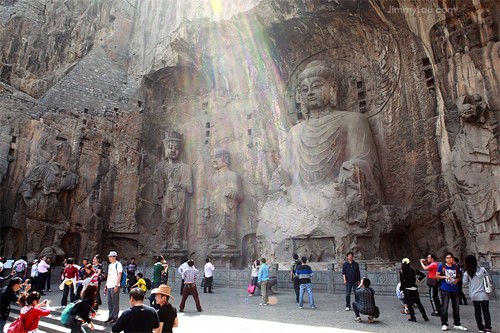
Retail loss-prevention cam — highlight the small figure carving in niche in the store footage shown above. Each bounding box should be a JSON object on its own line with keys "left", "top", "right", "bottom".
{"left": 448, "top": 24, "right": 466, "bottom": 55}
{"left": 431, "top": 26, "right": 450, "bottom": 63}
{"left": 153, "top": 130, "right": 193, "bottom": 250}
{"left": 281, "top": 60, "right": 381, "bottom": 193}
{"left": 464, "top": 18, "right": 481, "bottom": 50}
{"left": 204, "top": 147, "right": 243, "bottom": 250}
{"left": 481, "top": 11, "right": 499, "bottom": 44}
{"left": 452, "top": 94, "right": 499, "bottom": 232}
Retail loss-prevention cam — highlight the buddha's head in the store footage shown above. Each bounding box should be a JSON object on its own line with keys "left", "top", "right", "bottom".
{"left": 211, "top": 147, "right": 230, "bottom": 170}
{"left": 298, "top": 60, "right": 339, "bottom": 116}
{"left": 163, "top": 130, "right": 182, "bottom": 160}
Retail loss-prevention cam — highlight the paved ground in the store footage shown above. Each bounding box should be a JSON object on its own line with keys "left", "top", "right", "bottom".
{"left": 6, "top": 283, "right": 499, "bottom": 332}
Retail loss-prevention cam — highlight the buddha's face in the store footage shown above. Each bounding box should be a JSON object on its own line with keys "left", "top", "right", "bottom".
{"left": 299, "top": 76, "right": 332, "bottom": 110}
{"left": 459, "top": 103, "right": 479, "bottom": 122}
{"left": 211, "top": 150, "right": 227, "bottom": 170}
{"left": 165, "top": 141, "right": 180, "bottom": 160}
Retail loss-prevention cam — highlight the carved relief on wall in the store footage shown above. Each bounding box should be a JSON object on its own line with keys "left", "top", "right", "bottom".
{"left": 153, "top": 130, "right": 193, "bottom": 254}
{"left": 451, "top": 94, "right": 500, "bottom": 255}
{"left": 203, "top": 147, "right": 243, "bottom": 257}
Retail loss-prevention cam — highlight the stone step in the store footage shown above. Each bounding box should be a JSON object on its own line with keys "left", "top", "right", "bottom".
{"left": 9, "top": 306, "right": 109, "bottom": 332}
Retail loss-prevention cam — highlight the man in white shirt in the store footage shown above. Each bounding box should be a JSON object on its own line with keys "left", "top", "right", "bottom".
{"left": 37, "top": 256, "right": 50, "bottom": 294}
{"left": 203, "top": 258, "right": 215, "bottom": 294}
{"left": 104, "top": 251, "right": 123, "bottom": 323}
{"left": 177, "top": 258, "right": 189, "bottom": 296}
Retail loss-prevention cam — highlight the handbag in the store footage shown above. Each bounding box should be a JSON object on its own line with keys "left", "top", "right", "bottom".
{"left": 247, "top": 283, "right": 256, "bottom": 294}
{"left": 426, "top": 277, "right": 438, "bottom": 287}
{"left": 483, "top": 273, "right": 492, "bottom": 294}
{"left": 374, "top": 306, "right": 380, "bottom": 318}
{"left": 201, "top": 278, "right": 205, "bottom": 287}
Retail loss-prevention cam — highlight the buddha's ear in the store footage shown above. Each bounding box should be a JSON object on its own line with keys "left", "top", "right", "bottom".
{"left": 329, "top": 85, "right": 338, "bottom": 108}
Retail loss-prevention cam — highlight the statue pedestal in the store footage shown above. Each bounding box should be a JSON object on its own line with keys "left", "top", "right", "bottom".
{"left": 163, "top": 248, "right": 188, "bottom": 263}
{"left": 209, "top": 248, "right": 240, "bottom": 267}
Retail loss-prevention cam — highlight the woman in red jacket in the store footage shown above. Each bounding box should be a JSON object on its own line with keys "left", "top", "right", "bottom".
{"left": 17, "top": 291, "right": 51, "bottom": 333}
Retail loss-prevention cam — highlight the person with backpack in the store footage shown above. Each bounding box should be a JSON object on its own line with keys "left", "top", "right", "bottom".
{"left": 437, "top": 252, "right": 468, "bottom": 331}
{"left": 66, "top": 284, "right": 97, "bottom": 332}
{"left": 11, "top": 256, "right": 28, "bottom": 281}
{"left": 15, "top": 291, "right": 51, "bottom": 333}
{"left": 463, "top": 255, "right": 492, "bottom": 333}
{"left": 290, "top": 254, "right": 301, "bottom": 303}
{"left": 399, "top": 258, "right": 429, "bottom": 322}
{"left": 104, "top": 251, "right": 123, "bottom": 324}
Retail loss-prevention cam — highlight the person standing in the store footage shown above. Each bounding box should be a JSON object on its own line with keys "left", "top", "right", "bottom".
{"left": 399, "top": 258, "right": 429, "bottom": 322}
{"left": 179, "top": 260, "right": 202, "bottom": 312}
{"left": 150, "top": 256, "right": 168, "bottom": 307}
{"left": 124, "top": 257, "right": 138, "bottom": 294}
{"left": 45, "top": 257, "right": 53, "bottom": 292}
{"left": 0, "top": 277, "right": 30, "bottom": 332}
{"left": 112, "top": 288, "right": 159, "bottom": 333}
{"left": 61, "top": 258, "right": 78, "bottom": 307}
{"left": 92, "top": 255, "right": 103, "bottom": 310}
{"left": 257, "top": 258, "right": 270, "bottom": 306}
{"left": 12, "top": 255, "right": 28, "bottom": 281}
{"left": 352, "top": 277, "right": 377, "bottom": 323}
{"left": 37, "top": 256, "right": 50, "bottom": 295}
{"left": 30, "top": 259, "right": 39, "bottom": 292}
{"left": 104, "top": 250, "right": 123, "bottom": 324}
{"left": 177, "top": 258, "right": 189, "bottom": 296}
{"left": 437, "top": 252, "right": 467, "bottom": 331}
{"left": 291, "top": 254, "right": 301, "bottom": 303}
{"left": 342, "top": 251, "right": 361, "bottom": 311}
{"left": 153, "top": 284, "right": 178, "bottom": 333}
{"left": 249, "top": 259, "right": 260, "bottom": 297}
{"left": 203, "top": 258, "right": 215, "bottom": 294}
{"left": 296, "top": 257, "right": 316, "bottom": 309}
{"left": 463, "top": 255, "right": 491, "bottom": 333}
{"left": 454, "top": 258, "right": 468, "bottom": 305}
{"left": 420, "top": 253, "right": 442, "bottom": 316}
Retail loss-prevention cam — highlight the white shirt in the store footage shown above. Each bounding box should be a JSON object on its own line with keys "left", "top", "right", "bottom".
{"left": 106, "top": 261, "right": 123, "bottom": 288}
{"left": 31, "top": 264, "right": 38, "bottom": 277}
{"left": 37, "top": 260, "right": 50, "bottom": 274}
{"left": 204, "top": 262, "right": 215, "bottom": 278}
{"left": 178, "top": 261, "right": 189, "bottom": 279}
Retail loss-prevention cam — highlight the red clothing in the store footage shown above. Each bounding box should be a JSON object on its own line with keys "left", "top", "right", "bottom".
{"left": 62, "top": 265, "right": 79, "bottom": 279}
{"left": 427, "top": 262, "right": 438, "bottom": 279}
{"left": 21, "top": 306, "right": 50, "bottom": 331}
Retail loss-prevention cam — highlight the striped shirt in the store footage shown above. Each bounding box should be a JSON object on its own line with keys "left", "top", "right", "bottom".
{"left": 183, "top": 267, "right": 199, "bottom": 284}
{"left": 296, "top": 264, "right": 314, "bottom": 284}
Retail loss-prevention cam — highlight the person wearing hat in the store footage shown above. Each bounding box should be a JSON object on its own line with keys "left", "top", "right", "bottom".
{"left": 153, "top": 284, "right": 178, "bottom": 333}
{"left": 104, "top": 250, "right": 123, "bottom": 323}
{"left": 399, "top": 257, "right": 429, "bottom": 323}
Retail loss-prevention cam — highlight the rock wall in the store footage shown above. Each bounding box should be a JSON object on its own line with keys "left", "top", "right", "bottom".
{"left": 0, "top": 0, "right": 498, "bottom": 268}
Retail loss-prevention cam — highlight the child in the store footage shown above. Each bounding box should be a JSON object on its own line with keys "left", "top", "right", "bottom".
{"left": 396, "top": 282, "right": 409, "bottom": 314}
{"left": 131, "top": 272, "right": 147, "bottom": 292}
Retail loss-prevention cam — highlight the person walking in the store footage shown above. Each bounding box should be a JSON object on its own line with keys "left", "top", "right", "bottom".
{"left": 296, "top": 256, "right": 316, "bottom": 309}
{"left": 342, "top": 251, "right": 361, "bottom": 311}
{"left": 0, "top": 277, "right": 31, "bottom": 332}
{"left": 352, "top": 277, "right": 377, "bottom": 323}
{"left": 203, "top": 257, "right": 215, "bottom": 294}
{"left": 152, "top": 284, "right": 178, "bottom": 333}
{"left": 179, "top": 260, "right": 202, "bottom": 312}
{"left": 257, "top": 258, "right": 270, "bottom": 306}
{"left": 69, "top": 284, "right": 97, "bottom": 333}
{"left": 104, "top": 250, "right": 123, "bottom": 324}
{"left": 399, "top": 258, "right": 429, "bottom": 322}
{"left": 249, "top": 259, "right": 260, "bottom": 297}
{"left": 291, "top": 254, "right": 301, "bottom": 303}
{"left": 17, "top": 291, "right": 51, "bottom": 333}
{"left": 463, "top": 255, "right": 492, "bottom": 333}
{"left": 420, "top": 253, "right": 442, "bottom": 316}
{"left": 437, "top": 252, "right": 467, "bottom": 331}
{"left": 112, "top": 288, "right": 159, "bottom": 333}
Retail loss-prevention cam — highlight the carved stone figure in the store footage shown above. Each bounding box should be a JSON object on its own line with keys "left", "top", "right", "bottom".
{"left": 153, "top": 130, "right": 193, "bottom": 250}
{"left": 452, "top": 94, "right": 499, "bottom": 234}
{"left": 258, "top": 60, "right": 387, "bottom": 263}
{"left": 481, "top": 11, "right": 499, "bottom": 44}
{"left": 431, "top": 27, "right": 449, "bottom": 63}
{"left": 204, "top": 147, "right": 243, "bottom": 250}
{"left": 448, "top": 24, "right": 465, "bottom": 55}
{"left": 282, "top": 60, "right": 381, "bottom": 191}
{"left": 464, "top": 18, "right": 481, "bottom": 50}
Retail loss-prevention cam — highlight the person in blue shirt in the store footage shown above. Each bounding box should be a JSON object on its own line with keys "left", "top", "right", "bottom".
{"left": 257, "top": 258, "right": 269, "bottom": 306}
{"left": 437, "top": 252, "right": 467, "bottom": 331}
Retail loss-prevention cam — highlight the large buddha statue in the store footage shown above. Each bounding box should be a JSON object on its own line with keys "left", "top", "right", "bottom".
{"left": 258, "top": 60, "right": 385, "bottom": 263}
{"left": 281, "top": 60, "right": 381, "bottom": 192}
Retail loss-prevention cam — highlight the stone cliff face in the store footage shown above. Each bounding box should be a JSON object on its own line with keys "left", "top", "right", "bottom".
{"left": 0, "top": 0, "right": 498, "bottom": 268}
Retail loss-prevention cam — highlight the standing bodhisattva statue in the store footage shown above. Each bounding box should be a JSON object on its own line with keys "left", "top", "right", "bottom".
{"left": 204, "top": 147, "right": 243, "bottom": 250}
{"left": 153, "top": 130, "right": 193, "bottom": 250}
